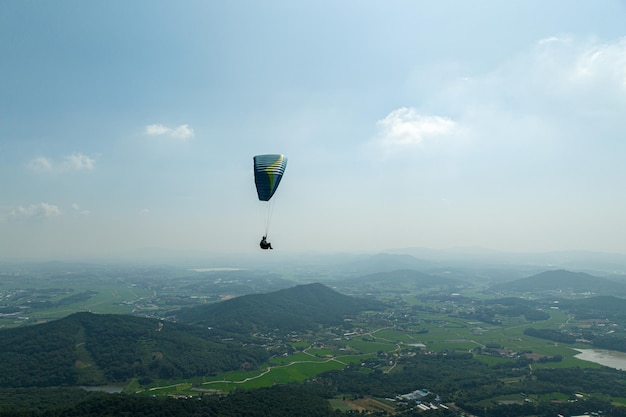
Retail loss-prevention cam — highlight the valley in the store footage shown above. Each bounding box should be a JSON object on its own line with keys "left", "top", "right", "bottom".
{"left": 2, "top": 257, "right": 626, "bottom": 416}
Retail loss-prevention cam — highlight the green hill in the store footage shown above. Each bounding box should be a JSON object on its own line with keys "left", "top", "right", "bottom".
{"left": 0, "top": 283, "right": 382, "bottom": 388}
{"left": 172, "top": 282, "right": 385, "bottom": 332}
{"left": 490, "top": 269, "right": 626, "bottom": 295}
{"left": 560, "top": 295, "right": 626, "bottom": 319}
{"left": 0, "top": 312, "right": 267, "bottom": 388}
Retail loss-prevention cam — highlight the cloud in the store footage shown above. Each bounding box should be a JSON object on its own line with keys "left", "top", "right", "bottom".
{"left": 145, "top": 124, "right": 171, "bottom": 135}
{"left": 477, "top": 36, "right": 626, "bottom": 112}
{"left": 375, "top": 107, "right": 456, "bottom": 147}
{"left": 26, "top": 156, "right": 54, "bottom": 173}
{"left": 424, "top": 36, "right": 626, "bottom": 152}
{"left": 538, "top": 35, "right": 569, "bottom": 45}
{"left": 72, "top": 203, "right": 90, "bottom": 216}
{"left": 382, "top": 35, "right": 626, "bottom": 199}
{"left": 64, "top": 153, "right": 95, "bottom": 171}
{"left": 9, "top": 203, "right": 61, "bottom": 220}
{"left": 171, "top": 125, "right": 195, "bottom": 139}
{"left": 145, "top": 123, "right": 195, "bottom": 140}
{"left": 367, "top": 36, "right": 626, "bottom": 171}
{"left": 565, "top": 37, "right": 626, "bottom": 98}
{"left": 26, "top": 153, "right": 96, "bottom": 173}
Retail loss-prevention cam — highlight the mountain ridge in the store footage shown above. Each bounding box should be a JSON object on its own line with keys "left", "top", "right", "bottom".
{"left": 490, "top": 269, "right": 626, "bottom": 295}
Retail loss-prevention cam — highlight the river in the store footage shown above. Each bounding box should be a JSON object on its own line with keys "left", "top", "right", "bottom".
{"left": 573, "top": 348, "right": 626, "bottom": 371}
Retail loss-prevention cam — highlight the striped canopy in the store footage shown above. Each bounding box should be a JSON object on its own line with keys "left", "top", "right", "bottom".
{"left": 253, "top": 154, "right": 288, "bottom": 201}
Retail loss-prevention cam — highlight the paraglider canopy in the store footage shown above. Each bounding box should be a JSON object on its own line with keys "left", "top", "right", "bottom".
{"left": 253, "top": 154, "right": 288, "bottom": 201}
{"left": 253, "top": 154, "right": 288, "bottom": 241}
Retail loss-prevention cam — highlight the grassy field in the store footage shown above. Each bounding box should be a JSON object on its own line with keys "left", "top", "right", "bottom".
{"left": 136, "top": 305, "right": 616, "bottom": 397}
{"left": 0, "top": 280, "right": 155, "bottom": 328}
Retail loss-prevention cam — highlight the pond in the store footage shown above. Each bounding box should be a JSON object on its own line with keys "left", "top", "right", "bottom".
{"left": 573, "top": 348, "right": 626, "bottom": 371}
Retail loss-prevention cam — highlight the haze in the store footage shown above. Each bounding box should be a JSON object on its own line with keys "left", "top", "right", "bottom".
{"left": 2, "top": 1, "right": 626, "bottom": 259}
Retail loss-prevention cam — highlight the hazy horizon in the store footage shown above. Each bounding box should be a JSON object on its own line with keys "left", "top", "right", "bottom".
{"left": 2, "top": 1, "right": 626, "bottom": 259}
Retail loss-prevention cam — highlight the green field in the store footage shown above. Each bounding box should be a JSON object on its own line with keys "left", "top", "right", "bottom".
{"left": 133, "top": 303, "right": 618, "bottom": 397}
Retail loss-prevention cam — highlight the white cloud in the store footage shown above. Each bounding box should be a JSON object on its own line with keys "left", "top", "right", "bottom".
{"left": 26, "top": 156, "right": 54, "bottom": 173}
{"left": 375, "top": 107, "right": 456, "bottom": 147}
{"left": 538, "top": 35, "right": 569, "bottom": 45}
{"left": 171, "top": 124, "right": 194, "bottom": 140}
{"left": 383, "top": 35, "right": 626, "bottom": 203}
{"left": 483, "top": 36, "right": 626, "bottom": 110}
{"left": 568, "top": 37, "right": 626, "bottom": 89}
{"left": 63, "top": 153, "right": 95, "bottom": 171}
{"left": 27, "top": 153, "right": 96, "bottom": 173}
{"left": 145, "top": 124, "right": 171, "bottom": 135}
{"left": 72, "top": 203, "right": 90, "bottom": 216}
{"left": 428, "top": 36, "right": 626, "bottom": 153}
{"left": 145, "top": 123, "right": 195, "bottom": 140}
{"left": 9, "top": 203, "right": 61, "bottom": 220}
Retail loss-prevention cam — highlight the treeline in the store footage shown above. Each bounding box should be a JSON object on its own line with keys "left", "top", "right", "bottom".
{"left": 524, "top": 327, "right": 626, "bottom": 353}
{"left": 318, "top": 353, "right": 499, "bottom": 400}
{"left": 458, "top": 299, "right": 550, "bottom": 325}
{"left": 533, "top": 367, "right": 626, "bottom": 397}
{"left": 316, "top": 352, "right": 626, "bottom": 415}
{"left": 2, "top": 353, "right": 626, "bottom": 416}
{"left": 523, "top": 328, "right": 577, "bottom": 344}
{"left": 0, "top": 385, "right": 338, "bottom": 417}
{"left": 462, "top": 397, "right": 626, "bottom": 417}
{"left": 26, "top": 291, "right": 98, "bottom": 310}
{"left": 592, "top": 334, "right": 626, "bottom": 352}
{"left": 560, "top": 296, "right": 626, "bottom": 322}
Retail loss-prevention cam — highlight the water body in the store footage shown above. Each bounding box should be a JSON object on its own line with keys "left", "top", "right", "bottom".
{"left": 573, "top": 348, "right": 626, "bottom": 371}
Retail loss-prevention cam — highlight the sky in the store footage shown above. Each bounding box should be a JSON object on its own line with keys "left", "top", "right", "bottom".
{"left": 2, "top": 1, "right": 626, "bottom": 259}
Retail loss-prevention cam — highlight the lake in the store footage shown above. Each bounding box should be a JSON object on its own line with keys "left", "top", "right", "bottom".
{"left": 573, "top": 348, "right": 626, "bottom": 371}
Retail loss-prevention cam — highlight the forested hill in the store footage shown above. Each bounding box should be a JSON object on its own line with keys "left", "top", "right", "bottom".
{"left": 0, "top": 312, "right": 268, "bottom": 388}
{"left": 490, "top": 269, "right": 626, "bottom": 295}
{"left": 559, "top": 295, "right": 626, "bottom": 320}
{"left": 172, "top": 282, "right": 385, "bottom": 333}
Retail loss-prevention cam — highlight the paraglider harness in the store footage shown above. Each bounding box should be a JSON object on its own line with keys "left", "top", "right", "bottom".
{"left": 260, "top": 236, "right": 273, "bottom": 250}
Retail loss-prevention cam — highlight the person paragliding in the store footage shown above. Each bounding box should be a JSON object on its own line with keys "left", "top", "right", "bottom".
{"left": 253, "top": 154, "right": 287, "bottom": 250}
{"left": 259, "top": 235, "right": 273, "bottom": 250}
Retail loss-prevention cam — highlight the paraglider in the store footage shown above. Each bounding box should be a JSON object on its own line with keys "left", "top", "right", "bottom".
{"left": 259, "top": 235, "right": 273, "bottom": 250}
{"left": 253, "top": 154, "right": 287, "bottom": 250}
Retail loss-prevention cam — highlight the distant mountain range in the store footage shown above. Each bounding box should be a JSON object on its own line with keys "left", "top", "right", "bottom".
{"left": 386, "top": 247, "right": 626, "bottom": 272}
{"left": 327, "top": 253, "right": 434, "bottom": 275}
{"left": 334, "top": 269, "right": 463, "bottom": 294}
{"left": 489, "top": 269, "right": 626, "bottom": 296}
{"left": 0, "top": 283, "right": 381, "bottom": 387}
{"left": 359, "top": 268, "right": 460, "bottom": 286}
{"left": 115, "top": 247, "right": 626, "bottom": 274}
{"left": 172, "top": 282, "right": 384, "bottom": 332}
